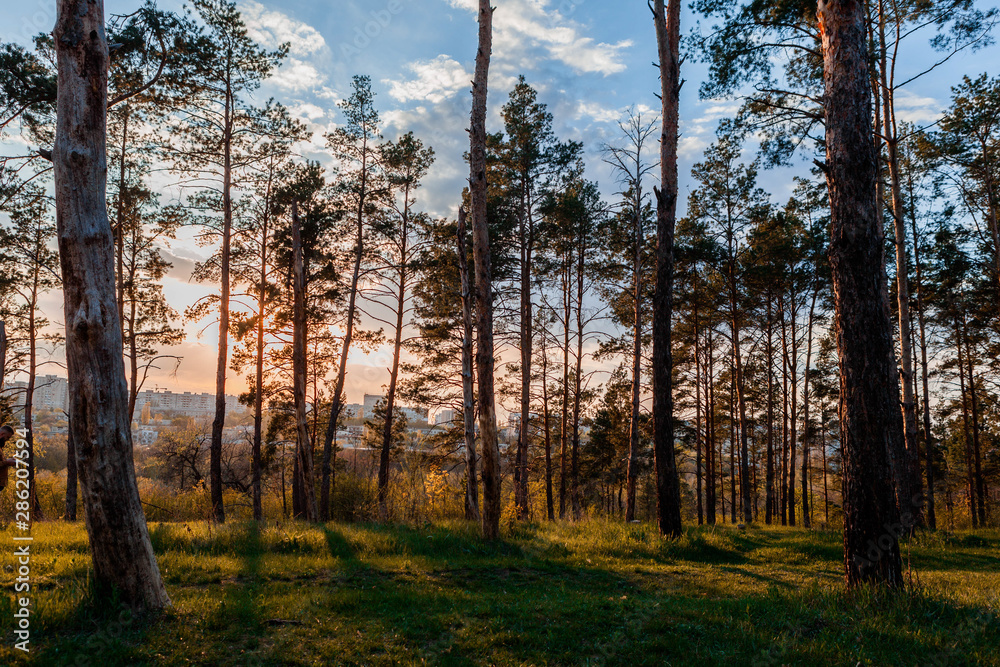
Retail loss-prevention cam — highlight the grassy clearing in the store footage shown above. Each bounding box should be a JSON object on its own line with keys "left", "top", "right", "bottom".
{"left": 1, "top": 520, "right": 998, "bottom": 665}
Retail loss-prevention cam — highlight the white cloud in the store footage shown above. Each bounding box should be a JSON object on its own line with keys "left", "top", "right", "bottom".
{"left": 385, "top": 55, "right": 472, "bottom": 104}
{"left": 445, "top": 0, "right": 630, "bottom": 76}
{"left": 271, "top": 58, "right": 325, "bottom": 91}
{"left": 893, "top": 90, "right": 942, "bottom": 124}
{"left": 290, "top": 102, "right": 326, "bottom": 121}
{"left": 240, "top": 0, "right": 327, "bottom": 57}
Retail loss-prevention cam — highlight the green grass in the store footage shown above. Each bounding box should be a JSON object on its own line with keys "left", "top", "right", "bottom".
{"left": 1, "top": 520, "right": 998, "bottom": 665}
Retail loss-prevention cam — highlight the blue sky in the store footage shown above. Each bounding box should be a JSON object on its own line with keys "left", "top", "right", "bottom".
{"left": 2, "top": 0, "right": 997, "bottom": 404}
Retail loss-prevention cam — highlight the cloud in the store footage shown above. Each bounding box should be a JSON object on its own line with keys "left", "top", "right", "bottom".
{"left": 271, "top": 58, "right": 325, "bottom": 91}
{"left": 385, "top": 55, "right": 472, "bottom": 104}
{"left": 444, "top": 0, "right": 630, "bottom": 76}
{"left": 240, "top": 0, "right": 327, "bottom": 58}
{"left": 893, "top": 90, "right": 942, "bottom": 124}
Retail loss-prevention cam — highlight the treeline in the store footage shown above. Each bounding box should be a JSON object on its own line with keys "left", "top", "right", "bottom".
{"left": 0, "top": 0, "right": 999, "bottom": 605}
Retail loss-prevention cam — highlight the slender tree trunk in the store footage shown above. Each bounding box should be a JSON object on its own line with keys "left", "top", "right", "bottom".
{"left": 115, "top": 105, "right": 129, "bottom": 336}
{"left": 877, "top": 2, "right": 923, "bottom": 528}
{"left": 801, "top": 288, "right": 818, "bottom": 528}
{"left": 560, "top": 260, "right": 570, "bottom": 519}
{"left": 208, "top": 62, "right": 236, "bottom": 524}
{"left": 291, "top": 203, "right": 318, "bottom": 522}
{"left": 779, "top": 299, "right": 790, "bottom": 525}
{"left": 705, "top": 326, "right": 717, "bottom": 525}
{"left": 651, "top": 0, "right": 683, "bottom": 538}
{"left": 787, "top": 295, "right": 799, "bottom": 527}
{"left": 695, "top": 300, "right": 704, "bottom": 525}
{"left": 25, "top": 303, "right": 42, "bottom": 519}
{"left": 54, "top": 0, "right": 170, "bottom": 607}
{"left": 470, "top": 0, "right": 500, "bottom": 539}
{"left": 819, "top": 0, "right": 904, "bottom": 587}
{"left": 729, "top": 375, "right": 737, "bottom": 523}
{"left": 321, "top": 112, "right": 372, "bottom": 522}
{"left": 908, "top": 195, "right": 935, "bottom": 529}
{"left": 252, "top": 210, "right": 269, "bottom": 522}
{"left": 515, "top": 184, "right": 533, "bottom": 520}
{"left": 955, "top": 320, "right": 977, "bottom": 526}
{"left": 626, "top": 197, "right": 643, "bottom": 522}
{"left": 457, "top": 208, "right": 480, "bottom": 522}
{"left": 571, "top": 233, "right": 585, "bottom": 520}
{"left": 541, "top": 330, "right": 554, "bottom": 521}
{"left": 962, "top": 320, "right": 986, "bottom": 525}
{"left": 730, "top": 279, "right": 752, "bottom": 522}
{"left": 378, "top": 202, "right": 410, "bottom": 521}
{"left": 765, "top": 294, "right": 775, "bottom": 524}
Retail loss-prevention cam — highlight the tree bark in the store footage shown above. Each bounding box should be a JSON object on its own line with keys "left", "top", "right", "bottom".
{"left": 470, "top": 0, "right": 500, "bottom": 540}
{"left": 53, "top": 0, "right": 170, "bottom": 608}
{"left": 651, "top": 0, "right": 683, "bottom": 539}
{"left": 818, "top": 0, "right": 904, "bottom": 587}
{"left": 626, "top": 188, "right": 643, "bottom": 522}
{"left": 801, "top": 288, "right": 818, "bottom": 528}
{"left": 908, "top": 193, "right": 935, "bottom": 529}
{"left": 765, "top": 294, "right": 776, "bottom": 524}
{"left": 457, "top": 208, "right": 480, "bottom": 522}
{"left": 291, "top": 203, "right": 318, "bottom": 522}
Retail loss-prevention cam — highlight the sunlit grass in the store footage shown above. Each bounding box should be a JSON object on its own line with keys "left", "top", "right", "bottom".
{"left": 1, "top": 520, "right": 998, "bottom": 665}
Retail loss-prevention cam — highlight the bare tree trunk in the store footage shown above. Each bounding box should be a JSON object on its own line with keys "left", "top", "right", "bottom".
{"left": 818, "top": 0, "right": 903, "bottom": 587}
{"left": 651, "top": 0, "right": 683, "bottom": 539}
{"left": 53, "top": 0, "right": 170, "bottom": 607}
{"left": 908, "top": 194, "right": 935, "bottom": 529}
{"left": 470, "top": 0, "right": 500, "bottom": 540}
{"left": 962, "top": 319, "right": 986, "bottom": 525}
{"left": 571, "top": 239, "right": 585, "bottom": 520}
{"left": 252, "top": 210, "right": 269, "bottom": 522}
{"left": 378, "top": 202, "right": 410, "bottom": 521}
{"left": 208, "top": 56, "right": 237, "bottom": 525}
{"left": 705, "top": 327, "right": 717, "bottom": 524}
{"left": 457, "top": 208, "right": 480, "bottom": 522}
{"left": 876, "top": 5, "right": 923, "bottom": 527}
{"left": 292, "top": 203, "right": 318, "bottom": 523}
{"left": 955, "top": 321, "right": 977, "bottom": 526}
{"left": 541, "top": 329, "right": 555, "bottom": 521}
{"left": 801, "top": 288, "right": 818, "bottom": 528}
{"left": 694, "top": 301, "right": 703, "bottom": 525}
{"left": 765, "top": 294, "right": 776, "bottom": 524}
{"left": 560, "top": 261, "right": 570, "bottom": 519}
{"left": 515, "top": 186, "right": 533, "bottom": 520}
{"left": 626, "top": 194, "right": 643, "bottom": 522}
{"left": 320, "top": 120, "right": 370, "bottom": 523}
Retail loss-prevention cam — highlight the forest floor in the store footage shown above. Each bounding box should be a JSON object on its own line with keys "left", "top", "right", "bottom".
{"left": 0, "top": 519, "right": 998, "bottom": 666}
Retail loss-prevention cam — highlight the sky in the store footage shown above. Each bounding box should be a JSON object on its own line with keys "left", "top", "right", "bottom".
{"left": 2, "top": 0, "right": 998, "bottom": 407}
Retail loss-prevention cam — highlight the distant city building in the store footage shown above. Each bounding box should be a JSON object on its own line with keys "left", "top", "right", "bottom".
{"left": 434, "top": 409, "right": 455, "bottom": 426}
{"left": 342, "top": 403, "right": 363, "bottom": 419}
{"left": 132, "top": 388, "right": 242, "bottom": 419}
{"left": 5, "top": 375, "right": 70, "bottom": 413}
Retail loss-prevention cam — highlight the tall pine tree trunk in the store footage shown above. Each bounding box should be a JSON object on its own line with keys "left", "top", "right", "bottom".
{"left": 378, "top": 203, "right": 409, "bottom": 521}
{"left": 54, "top": 0, "right": 170, "bottom": 607}
{"left": 908, "top": 196, "right": 936, "bottom": 528}
{"left": 470, "top": 0, "right": 500, "bottom": 539}
{"left": 291, "top": 203, "right": 318, "bottom": 522}
{"left": 819, "top": 0, "right": 904, "bottom": 587}
{"left": 457, "top": 209, "right": 480, "bottom": 522}
{"left": 651, "top": 0, "right": 683, "bottom": 538}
